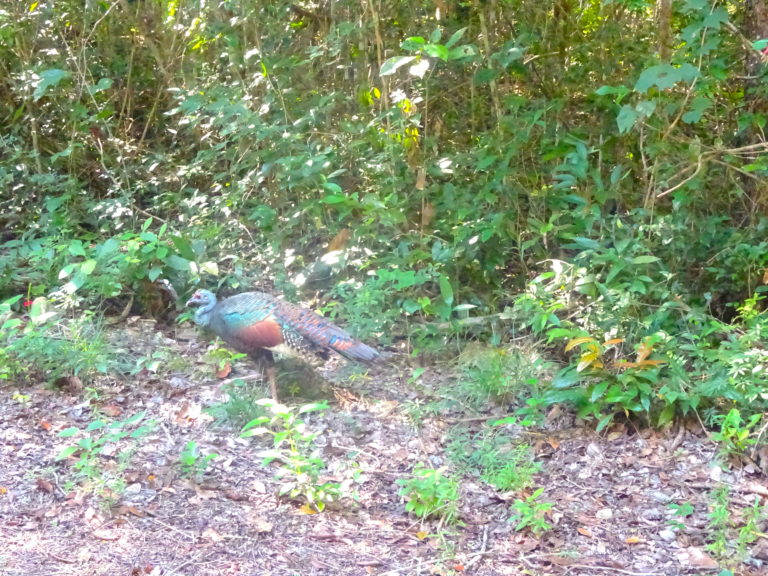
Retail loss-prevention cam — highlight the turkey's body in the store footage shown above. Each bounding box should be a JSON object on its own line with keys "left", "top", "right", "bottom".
{"left": 186, "top": 290, "right": 378, "bottom": 399}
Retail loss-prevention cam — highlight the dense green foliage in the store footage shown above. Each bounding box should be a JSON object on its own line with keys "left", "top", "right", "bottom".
{"left": 2, "top": 0, "right": 768, "bottom": 428}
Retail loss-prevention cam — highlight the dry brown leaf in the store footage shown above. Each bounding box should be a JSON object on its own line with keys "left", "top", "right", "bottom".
{"left": 328, "top": 228, "right": 351, "bottom": 252}
{"left": 101, "top": 405, "right": 122, "bottom": 417}
{"left": 223, "top": 489, "right": 249, "bottom": 502}
{"left": 625, "top": 536, "right": 642, "bottom": 544}
{"left": 299, "top": 504, "right": 319, "bottom": 515}
{"left": 251, "top": 517, "right": 273, "bottom": 534}
{"left": 421, "top": 201, "right": 435, "bottom": 228}
{"left": 577, "top": 527, "right": 594, "bottom": 538}
{"left": 36, "top": 479, "right": 54, "bottom": 493}
{"left": 39, "top": 420, "right": 52, "bottom": 431}
{"left": 679, "top": 547, "right": 718, "bottom": 569}
{"left": 216, "top": 362, "right": 232, "bottom": 378}
{"left": 415, "top": 168, "right": 427, "bottom": 190}
{"left": 202, "top": 527, "right": 224, "bottom": 542}
{"left": 117, "top": 505, "right": 146, "bottom": 518}
{"left": 177, "top": 401, "right": 201, "bottom": 421}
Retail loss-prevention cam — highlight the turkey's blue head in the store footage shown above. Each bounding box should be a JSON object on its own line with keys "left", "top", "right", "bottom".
{"left": 186, "top": 289, "right": 217, "bottom": 327}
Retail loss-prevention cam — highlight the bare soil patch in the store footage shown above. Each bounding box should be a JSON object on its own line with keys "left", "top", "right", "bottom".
{"left": 1, "top": 327, "right": 766, "bottom": 576}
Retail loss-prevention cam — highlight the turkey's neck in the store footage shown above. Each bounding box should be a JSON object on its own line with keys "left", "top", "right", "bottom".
{"left": 194, "top": 302, "right": 215, "bottom": 327}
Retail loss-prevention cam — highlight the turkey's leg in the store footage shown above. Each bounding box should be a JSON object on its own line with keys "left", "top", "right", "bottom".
{"left": 267, "top": 363, "right": 278, "bottom": 401}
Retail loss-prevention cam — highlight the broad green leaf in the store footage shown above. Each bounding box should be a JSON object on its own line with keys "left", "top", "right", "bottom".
{"left": 445, "top": 27, "right": 467, "bottom": 49}
{"left": 570, "top": 237, "right": 601, "bottom": 250}
{"left": 58, "top": 263, "right": 75, "bottom": 280}
{"left": 401, "top": 37, "right": 426, "bottom": 50}
{"left": 424, "top": 43, "right": 449, "bottom": 61}
{"left": 170, "top": 236, "right": 196, "bottom": 260}
{"left": 448, "top": 45, "right": 477, "bottom": 60}
{"left": 88, "top": 77, "right": 113, "bottom": 95}
{"left": 33, "top": 68, "right": 71, "bottom": 101}
{"left": 617, "top": 105, "right": 639, "bottom": 133}
{"left": 2, "top": 318, "right": 22, "bottom": 330}
{"left": 80, "top": 259, "right": 97, "bottom": 275}
{"left": 635, "top": 63, "right": 699, "bottom": 93}
{"left": 320, "top": 194, "right": 349, "bottom": 204}
{"left": 439, "top": 275, "right": 454, "bottom": 306}
{"left": 68, "top": 240, "right": 86, "bottom": 257}
{"left": 57, "top": 446, "right": 79, "bottom": 459}
{"left": 596, "top": 414, "right": 614, "bottom": 433}
{"left": 590, "top": 381, "right": 610, "bottom": 402}
{"left": 380, "top": 56, "right": 417, "bottom": 76}
{"left": 166, "top": 255, "right": 191, "bottom": 271}
{"left": 631, "top": 255, "right": 660, "bottom": 264}
{"left": 322, "top": 182, "right": 342, "bottom": 194}
{"left": 298, "top": 402, "right": 328, "bottom": 414}
{"left": 682, "top": 96, "right": 712, "bottom": 124}
{"left": 635, "top": 100, "right": 657, "bottom": 117}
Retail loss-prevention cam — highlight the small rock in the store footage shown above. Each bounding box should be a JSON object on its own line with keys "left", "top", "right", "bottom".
{"left": 659, "top": 528, "right": 677, "bottom": 541}
{"left": 596, "top": 508, "right": 613, "bottom": 520}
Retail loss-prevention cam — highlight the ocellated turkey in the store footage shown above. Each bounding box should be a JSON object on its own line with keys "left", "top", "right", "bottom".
{"left": 186, "top": 290, "right": 379, "bottom": 399}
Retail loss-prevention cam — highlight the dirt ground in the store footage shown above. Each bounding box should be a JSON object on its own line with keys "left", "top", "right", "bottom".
{"left": 1, "top": 324, "right": 767, "bottom": 576}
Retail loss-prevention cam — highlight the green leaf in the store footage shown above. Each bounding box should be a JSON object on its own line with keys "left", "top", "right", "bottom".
{"left": 590, "top": 381, "right": 610, "bottom": 402}
{"left": 634, "top": 64, "right": 699, "bottom": 93}
{"left": 171, "top": 236, "right": 196, "bottom": 260}
{"left": 80, "top": 259, "right": 97, "bottom": 275}
{"left": 596, "top": 413, "right": 614, "bottom": 433}
{"left": 424, "top": 43, "right": 449, "bottom": 61}
{"left": 380, "top": 56, "right": 417, "bottom": 76}
{"left": 57, "top": 446, "right": 79, "bottom": 460}
{"left": 166, "top": 255, "right": 191, "bottom": 271}
{"left": 322, "top": 182, "right": 342, "bottom": 194}
{"left": 448, "top": 45, "right": 477, "bottom": 60}
{"left": 68, "top": 240, "right": 86, "bottom": 257}
{"left": 630, "top": 255, "right": 660, "bottom": 264}
{"left": 88, "top": 77, "right": 113, "bottom": 95}
{"left": 570, "top": 237, "right": 601, "bottom": 250}
{"left": 445, "top": 27, "right": 467, "bottom": 49}
{"left": 86, "top": 420, "right": 106, "bottom": 431}
{"left": 682, "top": 96, "right": 712, "bottom": 124}
{"left": 320, "top": 194, "right": 349, "bottom": 204}
{"left": 33, "top": 68, "right": 71, "bottom": 101}
{"left": 635, "top": 100, "right": 656, "bottom": 117}
{"left": 439, "top": 275, "right": 454, "bottom": 306}
{"left": 124, "top": 411, "right": 147, "bottom": 425}
{"left": 402, "top": 299, "right": 422, "bottom": 314}
{"left": 2, "top": 318, "right": 22, "bottom": 330}
{"left": 401, "top": 37, "right": 426, "bottom": 51}
{"left": 617, "top": 105, "right": 639, "bottom": 134}
{"left": 58, "top": 427, "right": 80, "bottom": 438}
{"left": 298, "top": 402, "right": 328, "bottom": 414}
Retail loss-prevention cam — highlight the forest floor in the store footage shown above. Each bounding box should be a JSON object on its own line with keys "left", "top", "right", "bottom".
{"left": 1, "top": 321, "right": 767, "bottom": 576}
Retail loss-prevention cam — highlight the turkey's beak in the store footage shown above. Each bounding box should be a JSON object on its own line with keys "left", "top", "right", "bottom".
{"left": 185, "top": 297, "right": 199, "bottom": 307}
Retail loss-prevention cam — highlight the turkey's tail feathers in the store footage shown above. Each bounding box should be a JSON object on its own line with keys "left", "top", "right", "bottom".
{"left": 330, "top": 339, "right": 380, "bottom": 364}
{"left": 278, "top": 302, "right": 380, "bottom": 364}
